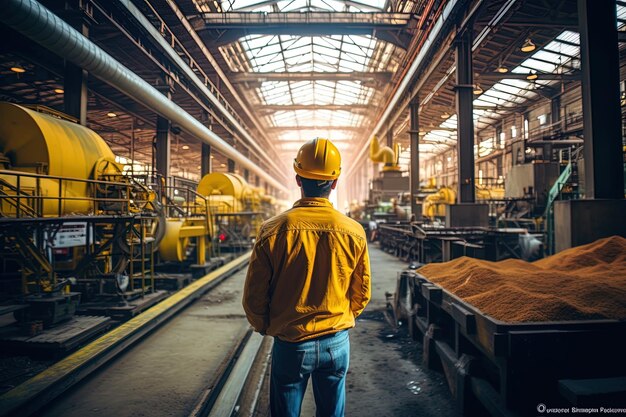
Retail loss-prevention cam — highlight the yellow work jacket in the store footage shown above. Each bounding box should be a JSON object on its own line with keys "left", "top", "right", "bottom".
{"left": 242, "top": 197, "right": 371, "bottom": 342}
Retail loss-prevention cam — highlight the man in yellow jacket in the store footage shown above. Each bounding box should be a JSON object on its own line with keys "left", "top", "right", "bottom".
{"left": 243, "top": 138, "right": 371, "bottom": 417}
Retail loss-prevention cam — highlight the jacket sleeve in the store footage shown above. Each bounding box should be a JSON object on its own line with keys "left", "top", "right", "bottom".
{"left": 350, "top": 242, "right": 371, "bottom": 318}
{"left": 242, "top": 237, "right": 273, "bottom": 334}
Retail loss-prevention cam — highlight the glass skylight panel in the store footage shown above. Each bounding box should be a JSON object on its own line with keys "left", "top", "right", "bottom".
{"left": 269, "top": 110, "right": 363, "bottom": 128}
{"left": 477, "top": 95, "right": 502, "bottom": 105}
{"left": 483, "top": 90, "right": 514, "bottom": 102}
{"left": 281, "top": 0, "right": 309, "bottom": 11}
{"left": 533, "top": 50, "right": 565, "bottom": 64}
{"left": 556, "top": 31, "right": 579, "bottom": 44}
{"left": 491, "top": 82, "right": 525, "bottom": 96}
{"left": 473, "top": 99, "right": 497, "bottom": 107}
{"left": 319, "top": 37, "right": 342, "bottom": 50}
{"left": 546, "top": 42, "right": 579, "bottom": 60}
{"left": 311, "top": 0, "right": 344, "bottom": 10}
{"left": 222, "top": 0, "right": 263, "bottom": 10}
{"left": 339, "top": 60, "right": 366, "bottom": 72}
{"left": 520, "top": 58, "right": 557, "bottom": 73}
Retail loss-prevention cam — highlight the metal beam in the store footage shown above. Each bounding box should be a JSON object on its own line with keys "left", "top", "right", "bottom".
{"left": 578, "top": 0, "right": 624, "bottom": 199}
{"left": 64, "top": 10, "right": 89, "bottom": 126}
{"left": 201, "top": 143, "right": 212, "bottom": 176}
{"left": 230, "top": 71, "right": 393, "bottom": 83}
{"left": 500, "top": 18, "right": 578, "bottom": 28}
{"left": 267, "top": 126, "right": 364, "bottom": 132}
{"left": 478, "top": 73, "right": 580, "bottom": 81}
{"left": 257, "top": 104, "right": 370, "bottom": 113}
{"left": 197, "top": 12, "right": 411, "bottom": 31}
{"left": 409, "top": 97, "right": 420, "bottom": 218}
{"left": 156, "top": 115, "right": 171, "bottom": 181}
{"left": 456, "top": 28, "right": 475, "bottom": 203}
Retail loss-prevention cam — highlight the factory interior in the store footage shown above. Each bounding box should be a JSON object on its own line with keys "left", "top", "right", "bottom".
{"left": 0, "top": 0, "right": 625, "bottom": 416}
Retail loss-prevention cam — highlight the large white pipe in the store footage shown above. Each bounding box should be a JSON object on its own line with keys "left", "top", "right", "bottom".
{"left": 1, "top": 0, "right": 288, "bottom": 193}
{"left": 163, "top": 0, "right": 287, "bottom": 174}
{"left": 116, "top": 0, "right": 288, "bottom": 181}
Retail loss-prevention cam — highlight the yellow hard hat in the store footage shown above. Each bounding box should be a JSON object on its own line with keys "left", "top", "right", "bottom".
{"left": 293, "top": 138, "right": 341, "bottom": 180}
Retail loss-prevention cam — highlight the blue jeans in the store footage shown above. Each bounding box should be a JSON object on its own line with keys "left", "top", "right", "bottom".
{"left": 270, "top": 330, "right": 350, "bottom": 417}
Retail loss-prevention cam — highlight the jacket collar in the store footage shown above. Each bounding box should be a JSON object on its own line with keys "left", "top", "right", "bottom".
{"left": 293, "top": 197, "right": 334, "bottom": 208}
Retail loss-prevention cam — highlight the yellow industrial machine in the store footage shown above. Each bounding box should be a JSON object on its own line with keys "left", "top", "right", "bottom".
{"left": 368, "top": 136, "right": 410, "bottom": 219}
{"left": 157, "top": 173, "right": 282, "bottom": 265}
{"left": 195, "top": 172, "right": 265, "bottom": 251}
{"left": 0, "top": 102, "right": 164, "bottom": 325}
{"left": 157, "top": 186, "right": 213, "bottom": 269}
{"left": 422, "top": 186, "right": 457, "bottom": 219}
{"left": 476, "top": 186, "right": 505, "bottom": 200}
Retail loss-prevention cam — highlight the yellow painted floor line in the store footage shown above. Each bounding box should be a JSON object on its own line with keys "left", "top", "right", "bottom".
{"left": 0, "top": 251, "right": 251, "bottom": 416}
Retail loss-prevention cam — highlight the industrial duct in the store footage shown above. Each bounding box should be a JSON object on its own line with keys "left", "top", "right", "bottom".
{"left": 0, "top": 0, "right": 288, "bottom": 194}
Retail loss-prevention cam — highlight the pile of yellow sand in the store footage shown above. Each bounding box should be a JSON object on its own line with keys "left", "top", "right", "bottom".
{"left": 417, "top": 236, "right": 626, "bottom": 322}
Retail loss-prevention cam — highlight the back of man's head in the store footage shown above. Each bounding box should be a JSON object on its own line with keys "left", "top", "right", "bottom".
{"left": 298, "top": 177, "right": 334, "bottom": 198}
{"left": 293, "top": 138, "right": 341, "bottom": 198}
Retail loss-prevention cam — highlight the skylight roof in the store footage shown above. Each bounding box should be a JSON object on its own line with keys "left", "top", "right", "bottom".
{"left": 217, "top": 0, "right": 401, "bottom": 156}
{"left": 419, "top": 25, "right": 591, "bottom": 163}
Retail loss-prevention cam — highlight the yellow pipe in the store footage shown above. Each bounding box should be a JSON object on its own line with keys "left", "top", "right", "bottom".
{"left": 369, "top": 136, "right": 395, "bottom": 164}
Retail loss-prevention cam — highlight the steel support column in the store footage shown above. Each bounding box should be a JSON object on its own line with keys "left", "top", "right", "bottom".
{"left": 409, "top": 98, "right": 420, "bottom": 217}
{"left": 386, "top": 128, "right": 394, "bottom": 171}
{"left": 201, "top": 143, "right": 211, "bottom": 176}
{"left": 455, "top": 28, "right": 475, "bottom": 203}
{"left": 63, "top": 10, "right": 88, "bottom": 125}
{"left": 227, "top": 159, "right": 235, "bottom": 173}
{"left": 155, "top": 115, "right": 171, "bottom": 182}
{"left": 551, "top": 96, "right": 561, "bottom": 126}
{"left": 578, "top": 0, "right": 624, "bottom": 199}
{"left": 386, "top": 128, "right": 393, "bottom": 148}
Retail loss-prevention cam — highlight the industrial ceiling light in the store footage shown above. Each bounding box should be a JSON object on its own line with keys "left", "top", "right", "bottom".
{"left": 473, "top": 84, "right": 483, "bottom": 95}
{"left": 441, "top": 111, "right": 451, "bottom": 119}
{"left": 496, "top": 58, "right": 508, "bottom": 73}
{"left": 182, "top": 145, "right": 190, "bottom": 150}
{"left": 107, "top": 112, "right": 117, "bottom": 117}
{"left": 526, "top": 71, "right": 538, "bottom": 80}
{"left": 54, "top": 88, "right": 64, "bottom": 94}
{"left": 521, "top": 38, "right": 536, "bottom": 53}
{"left": 10, "top": 66, "right": 26, "bottom": 73}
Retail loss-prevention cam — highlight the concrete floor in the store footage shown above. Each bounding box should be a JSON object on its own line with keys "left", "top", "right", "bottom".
{"left": 41, "top": 267, "right": 252, "bottom": 417}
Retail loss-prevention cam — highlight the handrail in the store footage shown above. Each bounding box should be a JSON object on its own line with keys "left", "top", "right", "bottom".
{"left": 0, "top": 170, "right": 153, "bottom": 219}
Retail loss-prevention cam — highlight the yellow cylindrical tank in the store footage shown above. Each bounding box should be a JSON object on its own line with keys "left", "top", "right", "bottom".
{"left": 197, "top": 172, "right": 258, "bottom": 214}
{"left": 0, "top": 102, "right": 121, "bottom": 216}
{"left": 198, "top": 172, "right": 246, "bottom": 200}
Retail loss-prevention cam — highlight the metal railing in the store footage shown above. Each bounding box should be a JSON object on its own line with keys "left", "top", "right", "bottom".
{"left": 0, "top": 170, "right": 143, "bottom": 219}
{"left": 200, "top": 12, "right": 412, "bottom": 26}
